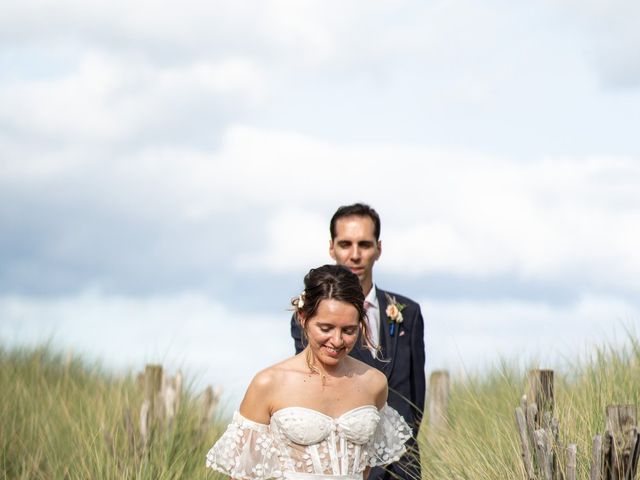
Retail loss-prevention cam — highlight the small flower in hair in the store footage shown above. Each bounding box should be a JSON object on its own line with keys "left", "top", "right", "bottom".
{"left": 296, "top": 293, "right": 305, "bottom": 309}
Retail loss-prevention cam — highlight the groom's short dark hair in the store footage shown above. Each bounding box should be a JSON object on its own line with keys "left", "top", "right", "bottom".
{"left": 330, "top": 203, "right": 381, "bottom": 241}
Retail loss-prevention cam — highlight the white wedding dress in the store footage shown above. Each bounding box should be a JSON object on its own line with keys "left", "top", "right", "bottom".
{"left": 206, "top": 404, "right": 411, "bottom": 480}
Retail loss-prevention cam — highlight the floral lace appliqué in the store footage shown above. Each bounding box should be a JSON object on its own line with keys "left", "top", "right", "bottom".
{"left": 206, "top": 405, "right": 411, "bottom": 479}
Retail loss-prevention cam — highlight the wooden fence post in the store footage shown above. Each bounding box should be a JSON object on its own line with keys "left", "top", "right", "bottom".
{"left": 515, "top": 405, "right": 536, "bottom": 480}
{"left": 516, "top": 377, "right": 640, "bottom": 479}
{"left": 140, "top": 364, "right": 163, "bottom": 445}
{"left": 516, "top": 370, "right": 564, "bottom": 480}
{"left": 565, "top": 443, "right": 577, "bottom": 480}
{"left": 603, "top": 404, "right": 639, "bottom": 480}
{"left": 428, "top": 370, "right": 450, "bottom": 432}
{"left": 162, "top": 371, "right": 182, "bottom": 423}
{"left": 135, "top": 364, "right": 220, "bottom": 447}
{"left": 144, "top": 364, "right": 164, "bottom": 421}
{"left": 590, "top": 435, "right": 602, "bottom": 480}
{"left": 527, "top": 369, "right": 554, "bottom": 428}
{"left": 533, "top": 429, "right": 553, "bottom": 480}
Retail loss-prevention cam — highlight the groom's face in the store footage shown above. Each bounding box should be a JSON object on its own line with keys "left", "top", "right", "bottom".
{"left": 329, "top": 215, "right": 381, "bottom": 294}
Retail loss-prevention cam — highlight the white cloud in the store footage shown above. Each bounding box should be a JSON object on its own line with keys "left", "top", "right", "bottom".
{"left": 234, "top": 208, "right": 328, "bottom": 272}
{"left": 3, "top": 0, "right": 638, "bottom": 161}
{"left": 0, "top": 52, "right": 125, "bottom": 140}
{"left": 0, "top": 0, "right": 535, "bottom": 78}
{"left": 199, "top": 128, "right": 640, "bottom": 291}
{"left": 0, "top": 52, "right": 267, "bottom": 143}
{"left": 3, "top": 124, "right": 639, "bottom": 293}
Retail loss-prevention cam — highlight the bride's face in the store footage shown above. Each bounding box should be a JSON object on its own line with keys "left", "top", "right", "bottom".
{"left": 303, "top": 299, "right": 360, "bottom": 366}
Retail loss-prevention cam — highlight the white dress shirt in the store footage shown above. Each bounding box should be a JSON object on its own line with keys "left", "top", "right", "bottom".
{"left": 364, "top": 284, "right": 380, "bottom": 357}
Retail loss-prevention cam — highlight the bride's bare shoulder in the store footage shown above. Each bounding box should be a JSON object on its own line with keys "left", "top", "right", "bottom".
{"left": 248, "top": 356, "right": 306, "bottom": 390}
{"left": 346, "top": 357, "right": 387, "bottom": 403}
{"left": 363, "top": 362, "right": 387, "bottom": 388}
{"left": 240, "top": 360, "right": 298, "bottom": 422}
{"left": 348, "top": 356, "right": 385, "bottom": 380}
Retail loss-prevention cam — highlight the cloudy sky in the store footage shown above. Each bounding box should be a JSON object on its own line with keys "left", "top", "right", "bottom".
{"left": 2, "top": 0, "right": 640, "bottom": 408}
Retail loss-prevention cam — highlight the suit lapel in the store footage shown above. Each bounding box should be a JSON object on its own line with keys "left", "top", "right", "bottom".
{"left": 377, "top": 287, "right": 400, "bottom": 378}
{"left": 377, "top": 288, "right": 391, "bottom": 357}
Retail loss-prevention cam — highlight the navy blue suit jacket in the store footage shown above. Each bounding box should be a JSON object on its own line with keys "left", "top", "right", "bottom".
{"left": 290, "top": 287, "right": 426, "bottom": 433}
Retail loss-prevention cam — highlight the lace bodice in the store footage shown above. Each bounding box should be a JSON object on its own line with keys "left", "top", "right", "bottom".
{"left": 206, "top": 404, "right": 411, "bottom": 480}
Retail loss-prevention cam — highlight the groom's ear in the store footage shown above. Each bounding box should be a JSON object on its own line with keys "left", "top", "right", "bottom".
{"left": 328, "top": 239, "right": 336, "bottom": 261}
{"left": 375, "top": 240, "right": 382, "bottom": 260}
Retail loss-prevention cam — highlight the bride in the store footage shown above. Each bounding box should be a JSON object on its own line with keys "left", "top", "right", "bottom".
{"left": 206, "top": 265, "right": 412, "bottom": 480}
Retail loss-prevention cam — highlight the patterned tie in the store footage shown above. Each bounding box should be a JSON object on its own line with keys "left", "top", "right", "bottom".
{"left": 364, "top": 301, "right": 379, "bottom": 356}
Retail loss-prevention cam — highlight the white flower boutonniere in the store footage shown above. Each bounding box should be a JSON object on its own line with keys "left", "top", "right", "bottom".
{"left": 384, "top": 293, "right": 406, "bottom": 337}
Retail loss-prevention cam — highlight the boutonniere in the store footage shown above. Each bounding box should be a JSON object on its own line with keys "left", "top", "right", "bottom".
{"left": 384, "top": 293, "right": 405, "bottom": 337}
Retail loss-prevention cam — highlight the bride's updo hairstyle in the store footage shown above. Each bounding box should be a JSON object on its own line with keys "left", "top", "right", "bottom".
{"left": 292, "top": 264, "right": 374, "bottom": 351}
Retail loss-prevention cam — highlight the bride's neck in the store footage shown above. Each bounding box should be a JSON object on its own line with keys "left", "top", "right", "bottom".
{"left": 304, "top": 348, "right": 347, "bottom": 379}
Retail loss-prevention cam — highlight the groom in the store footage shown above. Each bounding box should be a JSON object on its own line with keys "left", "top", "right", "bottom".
{"left": 291, "top": 203, "right": 426, "bottom": 480}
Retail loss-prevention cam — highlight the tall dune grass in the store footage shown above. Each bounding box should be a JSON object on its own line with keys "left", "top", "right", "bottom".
{"left": 0, "top": 344, "right": 225, "bottom": 479}
{"left": 2, "top": 334, "right": 638, "bottom": 479}
{"left": 418, "top": 334, "right": 640, "bottom": 479}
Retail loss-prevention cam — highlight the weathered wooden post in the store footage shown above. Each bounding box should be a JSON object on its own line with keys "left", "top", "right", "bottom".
{"left": 428, "top": 370, "right": 450, "bottom": 433}
{"left": 515, "top": 404, "right": 536, "bottom": 480}
{"left": 590, "top": 435, "right": 602, "bottom": 480}
{"left": 529, "top": 369, "right": 560, "bottom": 479}
{"left": 140, "top": 364, "right": 163, "bottom": 445}
{"left": 534, "top": 429, "right": 553, "bottom": 480}
{"left": 527, "top": 370, "right": 554, "bottom": 428}
{"left": 602, "top": 404, "right": 639, "bottom": 480}
{"left": 162, "top": 371, "right": 182, "bottom": 423}
{"left": 144, "top": 364, "right": 164, "bottom": 421}
{"left": 565, "top": 444, "right": 577, "bottom": 480}
{"left": 516, "top": 370, "right": 564, "bottom": 480}
{"left": 527, "top": 402, "right": 538, "bottom": 458}
{"left": 516, "top": 378, "right": 640, "bottom": 479}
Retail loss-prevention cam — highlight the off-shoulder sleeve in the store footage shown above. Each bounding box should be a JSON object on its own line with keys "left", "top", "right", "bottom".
{"left": 206, "top": 412, "right": 282, "bottom": 480}
{"left": 365, "top": 404, "right": 412, "bottom": 467}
